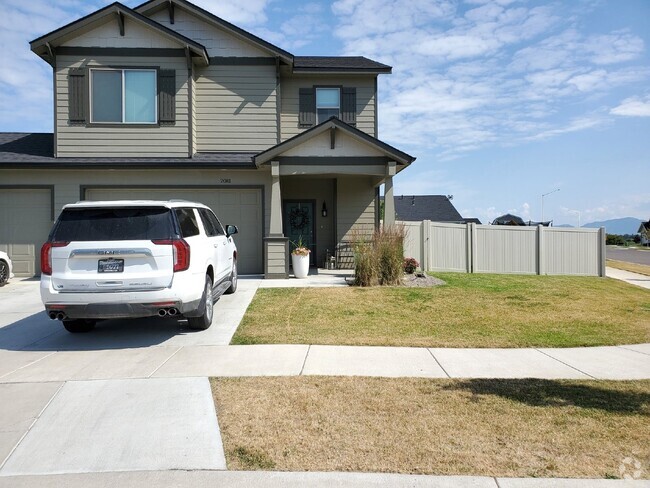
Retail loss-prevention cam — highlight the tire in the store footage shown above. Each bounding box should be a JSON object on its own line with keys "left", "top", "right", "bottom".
{"left": 225, "top": 260, "right": 237, "bottom": 295}
{"left": 0, "top": 261, "right": 8, "bottom": 287}
{"left": 188, "top": 275, "right": 213, "bottom": 330}
{"left": 63, "top": 319, "right": 96, "bottom": 333}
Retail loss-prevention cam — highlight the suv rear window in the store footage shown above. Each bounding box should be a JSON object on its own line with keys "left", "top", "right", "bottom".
{"left": 52, "top": 207, "right": 174, "bottom": 241}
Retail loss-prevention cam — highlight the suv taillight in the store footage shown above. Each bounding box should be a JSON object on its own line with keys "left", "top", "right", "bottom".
{"left": 152, "top": 239, "right": 190, "bottom": 272}
{"left": 40, "top": 241, "right": 69, "bottom": 275}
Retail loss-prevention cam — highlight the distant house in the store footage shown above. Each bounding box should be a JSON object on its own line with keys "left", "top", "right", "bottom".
{"left": 492, "top": 214, "right": 551, "bottom": 226}
{"left": 393, "top": 195, "right": 480, "bottom": 224}
{"left": 639, "top": 220, "right": 650, "bottom": 245}
{"left": 492, "top": 213, "right": 526, "bottom": 226}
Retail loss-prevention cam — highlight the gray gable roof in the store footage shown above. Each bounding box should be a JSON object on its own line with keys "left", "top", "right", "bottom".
{"left": 492, "top": 213, "right": 526, "bottom": 225}
{"left": 294, "top": 56, "right": 392, "bottom": 73}
{"left": 0, "top": 133, "right": 256, "bottom": 169}
{"left": 394, "top": 195, "right": 463, "bottom": 222}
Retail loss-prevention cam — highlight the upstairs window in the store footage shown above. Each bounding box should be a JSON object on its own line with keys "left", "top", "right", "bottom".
{"left": 316, "top": 88, "right": 340, "bottom": 123}
{"left": 90, "top": 69, "right": 157, "bottom": 124}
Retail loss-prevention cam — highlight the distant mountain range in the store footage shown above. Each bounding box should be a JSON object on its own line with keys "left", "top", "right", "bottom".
{"left": 568, "top": 217, "right": 645, "bottom": 235}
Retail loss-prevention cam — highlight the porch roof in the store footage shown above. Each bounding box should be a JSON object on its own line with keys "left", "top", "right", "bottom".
{"left": 253, "top": 118, "right": 415, "bottom": 168}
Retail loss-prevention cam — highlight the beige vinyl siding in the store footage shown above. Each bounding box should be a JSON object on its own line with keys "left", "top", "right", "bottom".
{"left": 149, "top": 8, "right": 271, "bottom": 57}
{"left": 194, "top": 64, "right": 277, "bottom": 151}
{"left": 281, "top": 72, "right": 376, "bottom": 141}
{"left": 56, "top": 55, "right": 190, "bottom": 158}
{"left": 336, "top": 176, "right": 376, "bottom": 241}
{"left": 59, "top": 18, "right": 180, "bottom": 49}
{"left": 266, "top": 240, "right": 288, "bottom": 276}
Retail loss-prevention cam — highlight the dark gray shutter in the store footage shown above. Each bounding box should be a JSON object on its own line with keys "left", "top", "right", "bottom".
{"left": 299, "top": 87, "right": 315, "bottom": 127}
{"left": 68, "top": 68, "right": 87, "bottom": 124}
{"left": 158, "top": 69, "right": 176, "bottom": 124}
{"left": 341, "top": 87, "right": 356, "bottom": 125}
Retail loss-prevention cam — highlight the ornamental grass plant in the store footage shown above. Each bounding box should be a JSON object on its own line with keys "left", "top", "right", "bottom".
{"left": 351, "top": 224, "right": 405, "bottom": 286}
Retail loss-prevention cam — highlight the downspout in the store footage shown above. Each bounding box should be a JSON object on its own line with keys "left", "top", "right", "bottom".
{"left": 186, "top": 46, "right": 193, "bottom": 158}
{"left": 275, "top": 56, "right": 281, "bottom": 144}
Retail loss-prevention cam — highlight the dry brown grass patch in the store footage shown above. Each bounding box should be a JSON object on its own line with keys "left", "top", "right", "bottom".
{"left": 212, "top": 377, "right": 650, "bottom": 478}
{"left": 608, "top": 259, "right": 650, "bottom": 277}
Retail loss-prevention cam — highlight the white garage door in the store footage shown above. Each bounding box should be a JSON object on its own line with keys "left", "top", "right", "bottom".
{"left": 84, "top": 187, "right": 263, "bottom": 274}
{"left": 0, "top": 188, "right": 53, "bottom": 276}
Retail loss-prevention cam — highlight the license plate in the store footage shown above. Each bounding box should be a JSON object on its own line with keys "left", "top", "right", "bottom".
{"left": 98, "top": 258, "right": 124, "bottom": 273}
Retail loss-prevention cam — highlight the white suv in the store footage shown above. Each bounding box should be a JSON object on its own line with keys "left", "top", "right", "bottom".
{"left": 40, "top": 200, "right": 238, "bottom": 333}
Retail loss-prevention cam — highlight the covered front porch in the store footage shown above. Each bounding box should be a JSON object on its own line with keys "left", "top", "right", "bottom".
{"left": 254, "top": 118, "right": 414, "bottom": 279}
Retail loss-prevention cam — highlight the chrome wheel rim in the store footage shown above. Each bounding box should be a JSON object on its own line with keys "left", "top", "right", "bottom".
{"left": 0, "top": 263, "right": 7, "bottom": 283}
{"left": 205, "top": 280, "right": 213, "bottom": 323}
{"left": 232, "top": 262, "right": 237, "bottom": 287}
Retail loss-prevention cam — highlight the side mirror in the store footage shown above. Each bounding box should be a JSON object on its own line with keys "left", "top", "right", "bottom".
{"left": 226, "top": 225, "right": 238, "bottom": 237}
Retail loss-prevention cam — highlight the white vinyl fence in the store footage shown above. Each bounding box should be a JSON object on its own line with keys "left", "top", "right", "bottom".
{"left": 400, "top": 221, "right": 606, "bottom": 277}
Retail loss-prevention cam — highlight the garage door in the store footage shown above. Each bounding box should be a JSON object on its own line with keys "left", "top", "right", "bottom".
{"left": 0, "top": 188, "right": 53, "bottom": 277}
{"left": 84, "top": 188, "right": 263, "bottom": 274}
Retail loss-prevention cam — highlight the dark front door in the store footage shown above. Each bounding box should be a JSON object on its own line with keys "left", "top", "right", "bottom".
{"left": 283, "top": 200, "right": 316, "bottom": 266}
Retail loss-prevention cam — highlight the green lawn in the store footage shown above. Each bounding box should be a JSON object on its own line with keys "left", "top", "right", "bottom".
{"left": 231, "top": 273, "right": 650, "bottom": 347}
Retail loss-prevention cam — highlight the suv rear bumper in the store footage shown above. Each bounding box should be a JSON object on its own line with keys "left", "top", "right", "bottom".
{"left": 40, "top": 274, "right": 203, "bottom": 320}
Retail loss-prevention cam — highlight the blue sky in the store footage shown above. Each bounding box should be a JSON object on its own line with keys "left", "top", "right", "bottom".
{"left": 1, "top": 0, "right": 648, "bottom": 225}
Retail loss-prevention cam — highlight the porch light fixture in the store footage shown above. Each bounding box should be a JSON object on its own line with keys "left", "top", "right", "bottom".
{"left": 322, "top": 202, "right": 328, "bottom": 218}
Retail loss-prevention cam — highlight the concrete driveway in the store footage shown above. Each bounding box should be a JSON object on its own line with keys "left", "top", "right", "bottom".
{"left": 0, "top": 277, "right": 261, "bottom": 477}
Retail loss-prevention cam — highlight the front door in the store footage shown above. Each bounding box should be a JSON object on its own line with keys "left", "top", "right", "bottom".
{"left": 283, "top": 201, "right": 316, "bottom": 266}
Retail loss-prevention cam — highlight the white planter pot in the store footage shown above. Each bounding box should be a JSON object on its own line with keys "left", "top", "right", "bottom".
{"left": 291, "top": 253, "right": 310, "bottom": 278}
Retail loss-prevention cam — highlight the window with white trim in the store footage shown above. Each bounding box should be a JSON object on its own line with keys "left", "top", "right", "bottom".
{"left": 90, "top": 69, "right": 157, "bottom": 124}
{"left": 316, "top": 87, "right": 340, "bottom": 124}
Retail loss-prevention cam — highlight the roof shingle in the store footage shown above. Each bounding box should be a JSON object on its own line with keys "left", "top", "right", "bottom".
{"left": 293, "top": 56, "right": 392, "bottom": 72}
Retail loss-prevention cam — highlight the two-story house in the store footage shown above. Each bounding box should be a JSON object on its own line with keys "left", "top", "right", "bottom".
{"left": 0, "top": 0, "right": 414, "bottom": 278}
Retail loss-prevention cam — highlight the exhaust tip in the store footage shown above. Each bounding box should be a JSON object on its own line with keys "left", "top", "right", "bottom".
{"left": 56, "top": 312, "right": 65, "bottom": 321}
{"left": 168, "top": 308, "right": 178, "bottom": 316}
{"left": 158, "top": 309, "right": 168, "bottom": 317}
{"left": 48, "top": 311, "right": 57, "bottom": 320}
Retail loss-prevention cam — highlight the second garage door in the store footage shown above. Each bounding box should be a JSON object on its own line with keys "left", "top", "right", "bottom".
{"left": 0, "top": 188, "right": 53, "bottom": 277}
{"left": 84, "top": 187, "right": 263, "bottom": 274}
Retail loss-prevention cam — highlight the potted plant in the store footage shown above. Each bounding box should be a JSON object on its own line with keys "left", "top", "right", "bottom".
{"left": 291, "top": 236, "right": 311, "bottom": 279}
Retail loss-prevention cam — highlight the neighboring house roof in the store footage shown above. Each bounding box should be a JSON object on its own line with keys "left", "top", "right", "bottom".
{"left": 254, "top": 117, "right": 415, "bottom": 166}
{"left": 293, "top": 56, "right": 392, "bottom": 73}
{"left": 492, "top": 213, "right": 526, "bottom": 226}
{"left": 639, "top": 221, "right": 650, "bottom": 233}
{"left": 462, "top": 218, "right": 482, "bottom": 225}
{"left": 30, "top": 2, "right": 210, "bottom": 66}
{"left": 394, "top": 195, "right": 463, "bottom": 222}
{"left": 0, "top": 133, "right": 256, "bottom": 169}
{"left": 135, "top": 0, "right": 293, "bottom": 64}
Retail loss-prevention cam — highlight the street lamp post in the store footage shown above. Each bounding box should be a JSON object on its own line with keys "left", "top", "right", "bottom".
{"left": 541, "top": 188, "right": 560, "bottom": 223}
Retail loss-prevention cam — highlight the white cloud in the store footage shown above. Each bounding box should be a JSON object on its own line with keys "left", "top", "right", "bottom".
{"left": 189, "top": 0, "right": 271, "bottom": 26}
{"left": 330, "top": 1, "right": 649, "bottom": 159}
{"left": 611, "top": 95, "right": 650, "bottom": 117}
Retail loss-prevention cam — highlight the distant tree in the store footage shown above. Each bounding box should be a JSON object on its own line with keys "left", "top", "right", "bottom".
{"left": 606, "top": 234, "right": 626, "bottom": 245}
{"left": 633, "top": 235, "right": 641, "bottom": 244}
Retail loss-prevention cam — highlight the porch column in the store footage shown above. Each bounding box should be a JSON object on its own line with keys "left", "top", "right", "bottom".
{"left": 384, "top": 161, "right": 396, "bottom": 227}
{"left": 269, "top": 160, "right": 283, "bottom": 236}
{"left": 264, "top": 160, "right": 289, "bottom": 278}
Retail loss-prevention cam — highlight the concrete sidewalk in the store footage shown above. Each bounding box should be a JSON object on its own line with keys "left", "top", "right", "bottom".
{"left": 0, "top": 470, "right": 647, "bottom": 487}
{"left": 606, "top": 267, "right": 650, "bottom": 289}
{"left": 1, "top": 343, "right": 648, "bottom": 382}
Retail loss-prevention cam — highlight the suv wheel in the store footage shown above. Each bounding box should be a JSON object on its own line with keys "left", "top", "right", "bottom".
{"left": 188, "top": 275, "right": 213, "bottom": 330}
{"left": 225, "top": 260, "right": 237, "bottom": 294}
{"left": 63, "top": 319, "right": 96, "bottom": 333}
{"left": 0, "top": 261, "right": 8, "bottom": 287}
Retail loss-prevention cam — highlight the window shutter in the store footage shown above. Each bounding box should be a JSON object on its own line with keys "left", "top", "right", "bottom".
{"left": 299, "top": 87, "right": 315, "bottom": 127}
{"left": 158, "top": 69, "right": 176, "bottom": 124}
{"left": 68, "top": 68, "right": 87, "bottom": 124}
{"left": 341, "top": 87, "right": 357, "bottom": 125}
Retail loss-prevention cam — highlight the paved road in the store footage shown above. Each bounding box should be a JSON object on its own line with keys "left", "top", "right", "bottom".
{"left": 607, "top": 246, "right": 650, "bottom": 265}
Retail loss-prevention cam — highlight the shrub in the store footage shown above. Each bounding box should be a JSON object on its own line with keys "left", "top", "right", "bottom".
{"left": 403, "top": 257, "right": 419, "bottom": 274}
{"left": 351, "top": 225, "right": 405, "bottom": 286}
